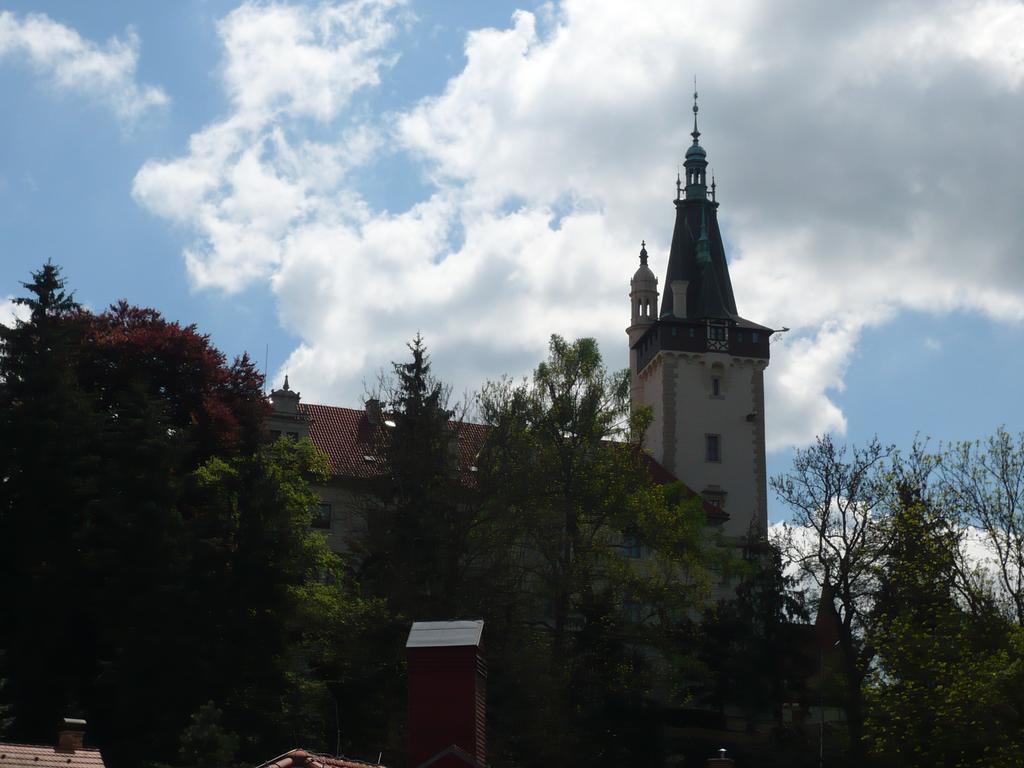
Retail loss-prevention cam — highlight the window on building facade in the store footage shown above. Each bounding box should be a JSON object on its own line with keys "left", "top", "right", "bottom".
{"left": 313, "top": 502, "right": 332, "bottom": 529}
{"left": 270, "top": 429, "right": 281, "bottom": 440}
{"left": 711, "top": 376, "right": 721, "bottom": 397}
{"left": 705, "top": 434, "right": 721, "bottom": 463}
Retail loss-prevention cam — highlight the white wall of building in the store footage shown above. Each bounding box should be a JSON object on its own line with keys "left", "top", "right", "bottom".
{"left": 638, "top": 350, "right": 768, "bottom": 539}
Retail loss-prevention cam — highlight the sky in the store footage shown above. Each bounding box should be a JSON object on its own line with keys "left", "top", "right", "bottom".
{"left": 1, "top": 0, "right": 1023, "bottom": 522}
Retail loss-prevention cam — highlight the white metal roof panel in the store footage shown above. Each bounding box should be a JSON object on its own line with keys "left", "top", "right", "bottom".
{"left": 406, "top": 620, "right": 484, "bottom": 648}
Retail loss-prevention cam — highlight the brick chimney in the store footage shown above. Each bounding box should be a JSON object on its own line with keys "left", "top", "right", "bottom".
{"left": 707, "top": 748, "right": 735, "bottom": 767}
{"left": 365, "top": 398, "right": 384, "bottom": 426}
{"left": 406, "top": 620, "right": 485, "bottom": 768}
{"left": 56, "top": 718, "right": 86, "bottom": 752}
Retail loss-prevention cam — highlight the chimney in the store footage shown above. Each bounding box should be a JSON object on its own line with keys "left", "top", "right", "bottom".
{"left": 707, "top": 748, "right": 735, "bottom": 767}
{"left": 365, "top": 398, "right": 383, "bottom": 426}
{"left": 406, "top": 620, "right": 485, "bottom": 768}
{"left": 56, "top": 718, "right": 86, "bottom": 752}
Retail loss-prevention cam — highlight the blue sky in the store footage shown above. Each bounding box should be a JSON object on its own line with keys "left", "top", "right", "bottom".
{"left": 2, "top": 0, "right": 1023, "bottom": 522}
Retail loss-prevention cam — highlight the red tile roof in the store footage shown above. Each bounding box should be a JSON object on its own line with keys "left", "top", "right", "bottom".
{"left": 298, "top": 404, "right": 726, "bottom": 522}
{"left": 257, "top": 748, "right": 384, "bottom": 768}
{"left": 0, "top": 744, "right": 105, "bottom": 768}
{"left": 299, "top": 404, "right": 488, "bottom": 480}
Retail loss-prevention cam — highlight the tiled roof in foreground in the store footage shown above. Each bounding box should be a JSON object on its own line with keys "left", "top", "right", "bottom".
{"left": 257, "top": 748, "right": 385, "bottom": 768}
{"left": 0, "top": 743, "right": 105, "bottom": 768}
{"left": 298, "top": 404, "right": 727, "bottom": 522}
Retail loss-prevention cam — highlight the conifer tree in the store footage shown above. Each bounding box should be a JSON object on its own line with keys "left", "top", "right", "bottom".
{"left": 357, "top": 334, "right": 476, "bottom": 621}
{"left": 0, "top": 263, "right": 97, "bottom": 742}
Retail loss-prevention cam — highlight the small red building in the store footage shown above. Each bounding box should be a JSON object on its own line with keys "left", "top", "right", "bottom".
{"left": 405, "top": 621, "right": 486, "bottom": 768}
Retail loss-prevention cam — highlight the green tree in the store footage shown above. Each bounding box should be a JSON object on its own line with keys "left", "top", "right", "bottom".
{"left": 175, "top": 702, "right": 240, "bottom": 768}
{"left": 699, "top": 543, "right": 809, "bottom": 745}
{"left": 0, "top": 263, "right": 97, "bottom": 742}
{"left": 937, "top": 428, "right": 1024, "bottom": 626}
{"left": 865, "top": 488, "right": 1024, "bottom": 767}
{"left": 356, "top": 334, "right": 476, "bottom": 621}
{"left": 476, "top": 335, "right": 716, "bottom": 767}
{"left": 0, "top": 265, "right": 377, "bottom": 768}
{"left": 771, "top": 435, "right": 895, "bottom": 763}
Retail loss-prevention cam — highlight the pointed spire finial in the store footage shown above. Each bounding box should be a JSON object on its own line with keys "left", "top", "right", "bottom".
{"left": 639, "top": 240, "right": 648, "bottom": 266}
{"left": 283, "top": 374, "right": 290, "bottom": 391}
{"left": 691, "top": 77, "right": 700, "bottom": 145}
{"left": 710, "top": 169, "right": 716, "bottom": 202}
{"left": 676, "top": 167, "right": 682, "bottom": 201}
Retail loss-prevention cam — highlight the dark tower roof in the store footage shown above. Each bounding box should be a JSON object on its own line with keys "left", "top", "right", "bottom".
{"left": 631, "top": 92, "right": 772, "bottom": 374}
{"left": 659, "top": 90, "right": 746, "bottom": 324}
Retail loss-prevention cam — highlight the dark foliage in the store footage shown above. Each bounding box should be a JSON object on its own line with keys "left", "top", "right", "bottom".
{"left": 0, "top": 265, "right": 373, "bottom": 768}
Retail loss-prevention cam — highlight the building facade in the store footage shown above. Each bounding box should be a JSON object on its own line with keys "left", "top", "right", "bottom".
{"left": 628, "top": 95, "right": 772, "bottom": 540}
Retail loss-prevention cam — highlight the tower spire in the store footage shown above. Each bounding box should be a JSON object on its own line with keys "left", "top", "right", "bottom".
{"left": 691, "top": 78, "right": 700, "bottom": 145}
{"left": 682, "top": 79, "right": 708, "bottom": 200}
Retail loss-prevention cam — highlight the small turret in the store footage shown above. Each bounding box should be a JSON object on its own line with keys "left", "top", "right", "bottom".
{"left": 630, "top": 241, "right": 659, "bottom": 326}
{"left": 627, "top": 241, "right": 660, "bottom": 409}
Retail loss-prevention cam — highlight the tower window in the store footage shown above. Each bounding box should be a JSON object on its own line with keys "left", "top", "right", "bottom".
{"left": 705, "top": 434, "right": 722, "bottom": 463}
{"left": 711, "top": 377, "right": 721, "bottom": 397}
{"left": 752, "top": 332, "right": 760, "bottom": 343}
{"left": 709, "top": 325, "right": 727, "bottom": 341}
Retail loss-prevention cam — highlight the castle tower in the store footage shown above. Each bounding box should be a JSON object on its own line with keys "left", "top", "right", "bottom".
{"left": 628, "top": 93, "right": 772, "bottom": 539}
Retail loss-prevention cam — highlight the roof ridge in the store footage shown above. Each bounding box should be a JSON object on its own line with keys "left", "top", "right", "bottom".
{"left": 0, "top": 742, "right": 101, "bottom": 752}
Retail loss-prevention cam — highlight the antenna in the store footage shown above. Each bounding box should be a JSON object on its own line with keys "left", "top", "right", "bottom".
{"left": 263, "top": 343, "right": 269, "bottom": 394}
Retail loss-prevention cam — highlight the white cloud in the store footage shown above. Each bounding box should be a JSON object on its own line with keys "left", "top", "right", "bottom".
{"left": 0, "top": 296, "right": 30, "bottom": 328}
{"left": 0, "top": 10, "right": 167, "bottom": 121}
{"left": 133, "top": 0, "right": 400, "bottom": 291}
{"left": 135, "top": 0, "right": 1024, "bottom": 451}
